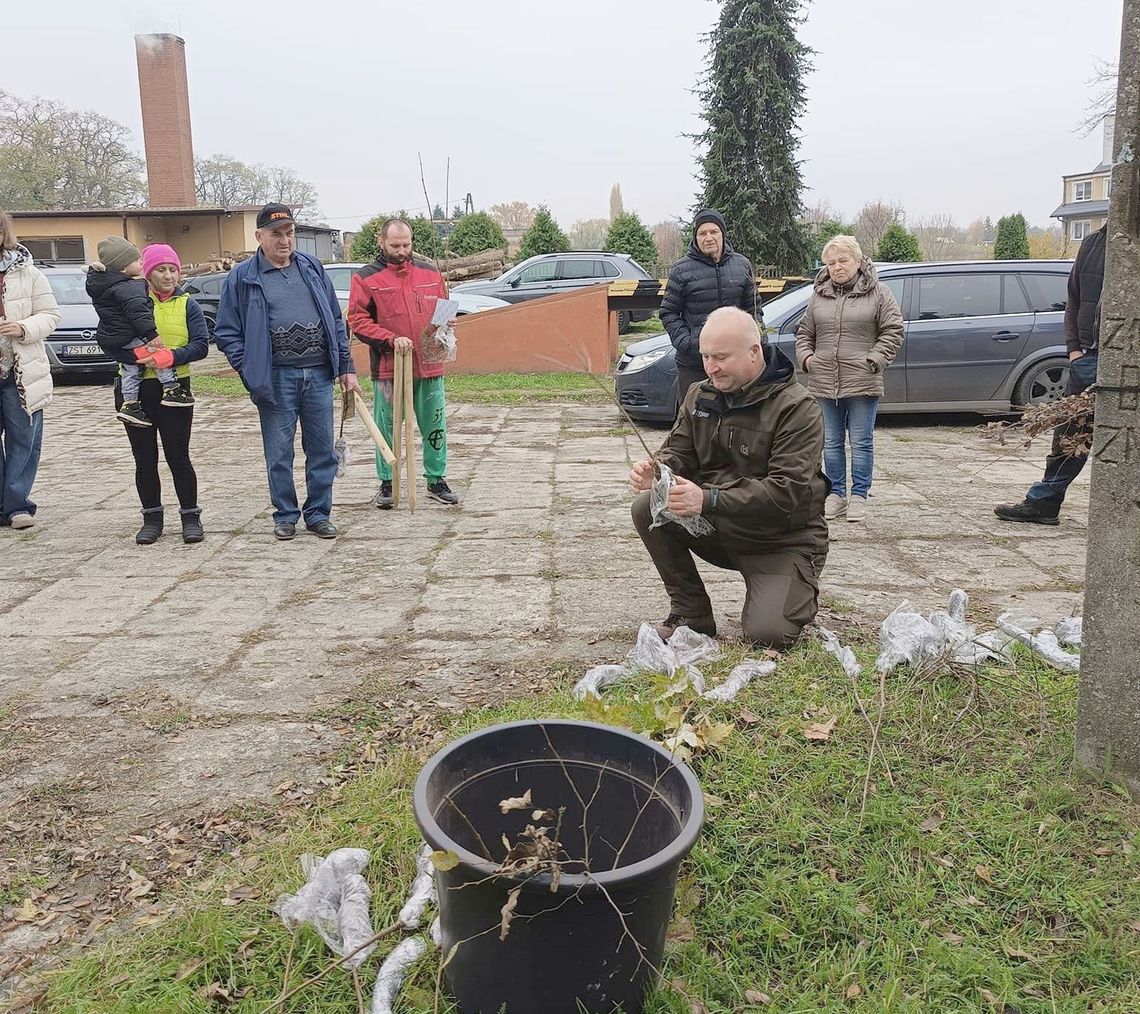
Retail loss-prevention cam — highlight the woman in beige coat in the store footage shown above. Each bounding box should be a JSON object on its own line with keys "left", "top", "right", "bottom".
{"left": 0, "top": 210, "right": 60, "bottom": 529}
{"left": 795, "top": 235, "right": 903, "bottom": 522}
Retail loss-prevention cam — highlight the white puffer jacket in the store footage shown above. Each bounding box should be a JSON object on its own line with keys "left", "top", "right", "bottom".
{"left": 1, "top": 247, "right": 59, "bottom": 415}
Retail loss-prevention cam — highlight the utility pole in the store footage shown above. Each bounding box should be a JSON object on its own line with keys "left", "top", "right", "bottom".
{"left": 1074, "top": 0, "right": 1140, "bottom": 798}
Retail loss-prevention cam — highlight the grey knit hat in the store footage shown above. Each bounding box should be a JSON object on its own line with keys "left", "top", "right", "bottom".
{"left": 97, "top": 236, "right": 140, "bottom": 273}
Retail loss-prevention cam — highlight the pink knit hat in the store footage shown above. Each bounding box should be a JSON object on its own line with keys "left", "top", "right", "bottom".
{"left": 141, "top": 243, "right": 181, "bottom": 279}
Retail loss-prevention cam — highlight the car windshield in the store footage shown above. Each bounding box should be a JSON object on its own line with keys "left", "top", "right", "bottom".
{"left": 45, "top": 272, "right": 91, "bottom": 305}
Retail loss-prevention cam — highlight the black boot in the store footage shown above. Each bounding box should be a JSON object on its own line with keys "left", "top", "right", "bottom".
{"left": 180, "top": 507, "right": 204, "bottom": 544}
{"left": 993, "top": 499, "right": 1061, "bottom": 526}
{"left": 135, "top": 507, "right": 164, "bottom": 545}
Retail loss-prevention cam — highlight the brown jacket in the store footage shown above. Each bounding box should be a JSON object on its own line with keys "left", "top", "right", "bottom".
{"left": 794, "top": 260, "right": 904, "bottom": 399}
{"left": 657, "top": 346, "right": 829, "bottom": 557}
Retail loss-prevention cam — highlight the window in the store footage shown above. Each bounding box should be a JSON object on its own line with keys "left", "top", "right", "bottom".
{"left": 1073, "top": 180, "right": 1093, "bottom": 202}
{"left": 23, "top": 236, "right": 85, "bottom": 264}
{"left": 1003, "top": 275, "right": 1031, "bottom": 314}
{"left": 325, "top": 268, "right": 354, "bottom": 291}
{"left": 917, "top": 274, "right": 1001, "bottom": 320}
{"left": 517, "top": 262, "right": 557, "bottom": 284}
{"left": 1105, "top": 178, "right": 1112, "bottom": 199}
{"left": 44, "top": 271, "right": 91, "bottom": 305}
{"left": 1071, "top": 220, "right": 1092, "bottom": 241}
{"left": 602, "top": 260, "right": 621, "bottom": 278}
{"left": 1021, "top": 273, "right": 1068, "bottom": 313}
{"left": 558, "top": 259, "right": 601, "bottom": 281}
{"left": 882, "top": 276, "right": 906, "bottom": 316}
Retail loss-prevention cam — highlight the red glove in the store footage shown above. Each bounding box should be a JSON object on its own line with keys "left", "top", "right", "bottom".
{"left": 132, "top": 346, "right": 151, "bottom": 362}
{"left": 149, "top": 347, "right": 175, "bottom": 370}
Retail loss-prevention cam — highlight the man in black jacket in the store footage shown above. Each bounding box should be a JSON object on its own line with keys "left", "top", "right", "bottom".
{"left": 660, "top": 209, "right": 758, "bottom": 408}
{"left": 994, "top": 223, "right": 1106, "bottom": 525}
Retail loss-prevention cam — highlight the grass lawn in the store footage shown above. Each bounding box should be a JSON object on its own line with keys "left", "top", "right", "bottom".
{"left": 190, "top": 371, "right": 614, "bottom": 407}
{"left": 33, "top": 640, "right": 1140, "bottom": 1013}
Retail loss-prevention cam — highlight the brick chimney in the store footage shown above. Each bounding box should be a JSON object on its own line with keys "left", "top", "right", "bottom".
{"left": 135, "top": 34, "right": 196, "bottom": 208}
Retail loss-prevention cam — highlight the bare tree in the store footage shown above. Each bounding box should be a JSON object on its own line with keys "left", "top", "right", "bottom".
{"left": 853, "top": 201, "right": 905, "bottom": 258}
{"left": 1077, "top": 58, "right": 1118, "bottom": 137}
{"left": 801, "top": 198, "right": 841, "bottom": 231}
{"left": 568, "top": 217, "right": 609, "bottom": 250}
{"left": 195, "top": 155, "right": 321, "bottom": 220}
{"left": 652, "top": 220, "right": 685, "bottom": 268}
{"left": 489, "top": 201, "right": 537, "bottom": 231}
{"left": 609, "top": 183, "right": 624, "bottom": 222}
{"left": 912, "top": 214, "right": 959, "bottom": 261}
{"left": 0, "top": 89, "right": 146, "bottom": 209}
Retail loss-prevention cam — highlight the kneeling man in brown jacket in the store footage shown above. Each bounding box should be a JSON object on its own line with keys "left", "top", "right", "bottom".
{"left": 630, "top": 307, "right": 829, "bottom": 648}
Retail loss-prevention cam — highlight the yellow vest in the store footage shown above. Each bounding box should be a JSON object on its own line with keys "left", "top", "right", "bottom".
{"left": 143, "top": 291, "right": 192, "bottom": 380}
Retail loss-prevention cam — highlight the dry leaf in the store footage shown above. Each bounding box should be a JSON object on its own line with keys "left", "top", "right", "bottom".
{"left": 739, "top": 708, "right": 761, "bottom": 725}
{"left": 940, "top": 931, "right": 965, "bottom": 946}
{"left": 531, "top": 809, "right": 558, "bottom": 822}
{"left": 703, "top": 793, "right": 726, "bottom": 808}
{"left": 499, "top": 789, "right": 533, "bottom": 814}
{"left": 803, "top": 715, "right": 838, "bottom": 742}
{"left": 1003, "top": 944, "right": 1035, "bottom": 961}
{"left": 932, "top": 855, "right": 955, "bottom": 869}
{"left": 175, "top": 957, "right": 204, "bottom": 981}
{"left": 745, "top": 989, "right": 772, "bottom": 1005}
{"left": 690, "top": 1001, "right": 709, "bottom": 1014}
{"left": 667, "top": 916, "right": 696, "bottom": 943}
{"left": 978, "top": 987, "right": 998, "bottom": 1004}
{"left": 13, "top": 898, "right": 40, "bottom": 923}
{"left": 919, "top": 812, "right": 945, "bottom": 833}
{"left": 845, "top": 983, "right": 862, "bottom": 998}
{"left": 975, "top": 864, "right": 994, "bottom": 883}
{"left": 1127, "top": 920, "right": 1140, "bottom": 932}
{"left": 429, "top": 849, "right": 460, "bottom": 872}
{"left": 499, "top": 887, "right": 521, "bottom": 941}
{"left": 1092, "top": 845, "right": 1114, "bottom": 856}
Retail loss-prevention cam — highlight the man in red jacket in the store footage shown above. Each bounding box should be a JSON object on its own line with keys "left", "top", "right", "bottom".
{"left": 348, "top": 218, "right": 458, "bottom": 507}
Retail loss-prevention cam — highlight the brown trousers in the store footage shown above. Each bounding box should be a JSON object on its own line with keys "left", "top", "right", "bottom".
{"left": 632, "top": 491, "right": 826, "bottom": 648}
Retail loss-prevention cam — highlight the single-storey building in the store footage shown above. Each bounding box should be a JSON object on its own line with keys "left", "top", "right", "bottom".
{"left": 10, "top": 206, "right": 341, "bottom": 265}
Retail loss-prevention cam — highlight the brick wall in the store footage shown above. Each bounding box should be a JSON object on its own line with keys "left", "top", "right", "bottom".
{"left": 135, "top": 34, "right": 196, "bottom": 208}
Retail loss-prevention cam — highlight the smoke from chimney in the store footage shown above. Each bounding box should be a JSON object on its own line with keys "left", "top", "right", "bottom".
{"left": 135, "top": 34, "right": 196, "bottom": 208}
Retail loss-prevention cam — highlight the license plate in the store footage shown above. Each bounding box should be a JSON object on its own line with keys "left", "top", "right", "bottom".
{"left": 63, "top": 344, "right": 102, "bottom": 356}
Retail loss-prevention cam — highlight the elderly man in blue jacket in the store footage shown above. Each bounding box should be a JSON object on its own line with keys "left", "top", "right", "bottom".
{"left": 215, "top": 203, "right": 360, "bottom": 541}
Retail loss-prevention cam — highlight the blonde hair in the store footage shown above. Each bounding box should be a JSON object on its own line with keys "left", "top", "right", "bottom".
{"left": 821, "top": 234, "right": 862, "bottom": 262}
{"left": 0, "top": 210, "right": 15, "bottom": 252}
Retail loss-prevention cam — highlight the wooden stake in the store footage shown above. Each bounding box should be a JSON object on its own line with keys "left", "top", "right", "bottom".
{"left": 403, "top": 350, "right": 417, "bottom": 511}
{"left": 392, "top": 353, "right": 404, "bottom": 508}
{"left": 352, "top": 391, "right": 396, "bottom": 465}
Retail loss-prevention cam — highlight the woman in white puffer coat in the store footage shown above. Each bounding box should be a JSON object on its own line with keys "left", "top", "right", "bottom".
{"left": 0, "top": 210, "right": 60, "bottom": 529}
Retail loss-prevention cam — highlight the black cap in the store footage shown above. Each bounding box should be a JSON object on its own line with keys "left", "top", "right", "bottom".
{"left": 257, "top": 203, "right": 296, "bottom": 230}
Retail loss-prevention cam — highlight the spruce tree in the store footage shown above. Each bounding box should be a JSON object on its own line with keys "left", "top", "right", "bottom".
{"left": 994, "top": 213, "right": 1031, "bottom": 260}
{"left": 517, "top": 206, "right": 570, "bottom": 260}
{"left": 875, "top": 224, "right": 922, "bottom": 262}
{"left": 604, "top": 212, "right": 658, "bottom": 270}
{"left": 693, "top": 0, "right": 813, "bottom": 273}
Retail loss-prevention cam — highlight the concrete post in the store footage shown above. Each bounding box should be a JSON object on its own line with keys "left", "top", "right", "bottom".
{"left": 1075, "top": 0, "right": 1140, "bottom": 797}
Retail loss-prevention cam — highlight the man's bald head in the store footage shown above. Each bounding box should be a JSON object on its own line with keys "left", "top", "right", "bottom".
{"left": 699, "top": 307, "right": 765, "bottom": 392}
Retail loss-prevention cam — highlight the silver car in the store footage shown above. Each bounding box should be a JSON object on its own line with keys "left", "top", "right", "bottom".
{"left": 38, "top": 266, "right": 117, "bottom": 379}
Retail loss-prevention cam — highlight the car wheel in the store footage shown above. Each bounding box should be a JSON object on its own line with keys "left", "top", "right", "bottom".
{"left": 617, "top": 310, "right": 630, "bottom": 334}
{"left": 203, "top": 313, "right": 217, "bottom": 339}
{"left": 1013, "top": 356, "right": 1069, "bottom": 409}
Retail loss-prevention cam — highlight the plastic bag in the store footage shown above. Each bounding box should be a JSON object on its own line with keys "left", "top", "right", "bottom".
{"left": 572, "top": 624, "right": 721, "bottom": 699}
{"left": 334, "top": 435, "right": 349, "bottom": 478}
{"left": 875, "top": 591, "right": 1011, "bottom": 672}
{"left": 370, "top": 936, "right": 429, "bottom": 1014}
{"left": 275, "top": 848, "right": 376, "bottom": 969}
{"left": 421, "top": 324, "right": 457, "bottom": 364}
{"left": 398, "top": 844, "right": 437, "bottom": 929}
{"left": 875, "top": 601, "right": 939, "bottom": 673}
{"left": 573, "top": 664, "right": 632, "bottom": 701}
{"left": 703, "top": 659, "right": 776, "bottom": 702}
{"left": 997, "top": 613, "right": 1081, "bottom": 672}
{"left": 649, "top": 462, "right": 714, "bottom": 537}
{"left": 818, "top": 625, "right": 862, "bottom": 678}
{"left": 1054, "top": 616, "right": 1083, "bottom": 647}
{"left": 669, "top": 625, "right": 722, "bottom": 668}
{"left": 627, "top": 622, "right": 681, "bottom": 675}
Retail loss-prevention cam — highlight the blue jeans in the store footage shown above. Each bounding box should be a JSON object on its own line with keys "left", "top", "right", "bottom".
{"left": 1026, "top": 353, "right": 1097, "bottom": 504}
{"left": 256, "top": 365, "right": 336, "bottom": 526}
{"left": 0, "top": 375, "right": 44, "bottom": 521}
{"left": 818, "top": 396, "right": 879, "bottom": 499}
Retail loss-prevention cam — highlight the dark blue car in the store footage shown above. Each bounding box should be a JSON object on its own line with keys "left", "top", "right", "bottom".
{"left": 615, "top": 260, "right": 1074, "bottom": 422}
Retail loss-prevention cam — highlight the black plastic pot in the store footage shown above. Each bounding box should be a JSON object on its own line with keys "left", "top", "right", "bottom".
{"left": 413, "top": 719, "right": 704, "bottom": 1014}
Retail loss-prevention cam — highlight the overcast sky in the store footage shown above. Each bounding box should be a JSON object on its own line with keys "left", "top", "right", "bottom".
{"left": 6, "top": 0, "right": 1124, "bottom": 232}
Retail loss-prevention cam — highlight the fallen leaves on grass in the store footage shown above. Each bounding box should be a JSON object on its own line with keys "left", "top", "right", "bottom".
{"left": 803, "top": 713, "right": 838, "bottom": 743}
{"left": 745, "top": 988, "right": 772, "bottom": 1005}
{"left": 919, "top": 812, "right": 946, "bottom": 832}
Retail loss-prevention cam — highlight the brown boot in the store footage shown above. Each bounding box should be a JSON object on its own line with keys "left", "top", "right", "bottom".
{"left": 653, "top": 612, "right": 717, "bottom": 640}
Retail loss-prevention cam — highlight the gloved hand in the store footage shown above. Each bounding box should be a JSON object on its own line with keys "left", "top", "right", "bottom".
{"left": 149, "top": 346, "right": 175, "bottom": 369}
{"left": 132, "top": 346, "right": 152, "bottom": 362}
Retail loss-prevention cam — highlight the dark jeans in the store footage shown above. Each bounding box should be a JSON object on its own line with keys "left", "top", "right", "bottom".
{"left": 256, "top": 365, "right": 336, "bottom": 526}
{"left": 0, "top": 375, "right": 43, "bottom": 520}
{"left": 632, "top": 491, "right": 824, "bottom": 648}
{"left": 115, "top": 377, "right": 198, "bottom": 511}
{"left": 675, "top": 363, "right": 707, "bottom": 410}
{"left": 1026, "top": 353, "right": 1097, "bottom": 504}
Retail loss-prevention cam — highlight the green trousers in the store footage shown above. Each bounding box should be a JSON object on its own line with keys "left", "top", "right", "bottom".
{"left": 373, "top": 375, "right": 448, "bottom": 481}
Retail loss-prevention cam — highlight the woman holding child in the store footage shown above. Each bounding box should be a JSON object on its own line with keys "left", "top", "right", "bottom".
{"left": 91, "top": 239, "right": 209, "bottom": 545}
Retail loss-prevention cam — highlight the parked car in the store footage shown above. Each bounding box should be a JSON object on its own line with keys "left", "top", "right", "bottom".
{"left": 614, "top": 260, "right": 1076, "bottom": 422}
{"left": 452, "top": 252, "right": 655, "bottom": 333}
{"left": 37, "top": 266, "right": 117, "bottom": 379}
{"left": 184, "top": 263, "right": 511, "bottom": 337}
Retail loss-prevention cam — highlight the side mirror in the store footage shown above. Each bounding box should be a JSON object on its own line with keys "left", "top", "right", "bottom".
{"left": 509, "top": 276, "right": 522, "bottom": 288}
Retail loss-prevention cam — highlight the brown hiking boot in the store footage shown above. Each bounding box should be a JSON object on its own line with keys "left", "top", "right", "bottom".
{"left": 653, "top": 612, "right": 717, "bottom": 640}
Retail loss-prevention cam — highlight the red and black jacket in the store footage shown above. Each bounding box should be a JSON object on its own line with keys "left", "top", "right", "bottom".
{"left": 348, "top": 255, "right": 448, "bottom": 381}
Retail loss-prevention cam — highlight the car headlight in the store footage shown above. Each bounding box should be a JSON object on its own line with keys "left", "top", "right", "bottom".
{"left": 623, "top": 347, "right": 671, "bottom": 373}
